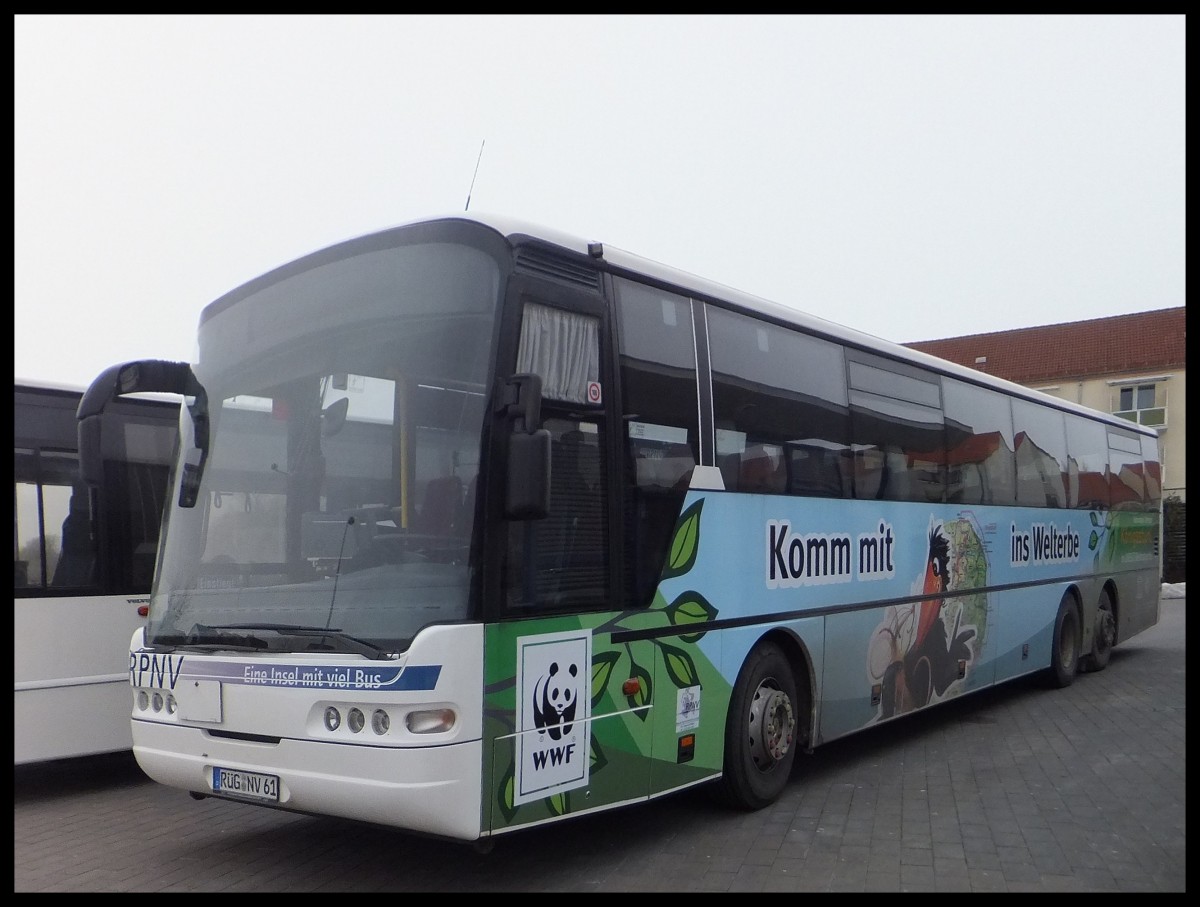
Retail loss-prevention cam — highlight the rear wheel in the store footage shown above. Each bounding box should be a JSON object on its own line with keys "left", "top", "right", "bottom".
{"left": 1046, "top": 593, "right": 1081, "bottom": 688}
{"left": 713, "top": 641, "right": 798, "bottom": 810}
{"left": 1081, "top": 588, "right": 1116, "bottom": 673}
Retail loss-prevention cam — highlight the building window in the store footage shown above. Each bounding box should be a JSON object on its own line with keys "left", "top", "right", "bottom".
{"left": 1113, "top": 383, "right": 1166, "bottom": 428}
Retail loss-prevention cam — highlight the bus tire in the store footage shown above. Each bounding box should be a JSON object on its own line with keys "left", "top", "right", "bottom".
{"left": 1046, "top": 593, "right": 1081, "bottom": 688}
{"left": 714, "top": 641, "right": 798, "bottom": 810}
{"left": 1081, "top": 588, "right": 1116, "bottom": 673}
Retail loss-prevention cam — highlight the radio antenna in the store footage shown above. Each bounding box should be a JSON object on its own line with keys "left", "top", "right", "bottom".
{"left": 465, "top": 139, "right": 485, "bottom": 211}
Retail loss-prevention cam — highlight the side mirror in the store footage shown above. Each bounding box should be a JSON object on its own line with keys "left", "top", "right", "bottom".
{"left": 78, "top": 360, "right": 192, "bottom": 487}
{"left": 498, "top": 373, "right": 543, "bottom": 433}
{"left": 506, "top": 429, "right": 551, "bottom": 520}
{"left": 499, "top": 373, "right": 550, "bottom": 519}
{"left": 77, "top": 359, "right": 208, "bottom": 508}
{"left": 77, "top": 416, "right": 106, "bottom": 487}
{"left": 77, "top": 359, "right": 195, "bottom": 420}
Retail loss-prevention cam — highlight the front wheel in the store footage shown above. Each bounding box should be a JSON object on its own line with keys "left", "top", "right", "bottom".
{"left": 1081, "top": 588, "right": 1116, "bottom": 673}
{"left": 1046, "top": 593, "right": 1081, "bottom": 688}
{"left": 713, "top": 641, "right": 799, "bottom": 810}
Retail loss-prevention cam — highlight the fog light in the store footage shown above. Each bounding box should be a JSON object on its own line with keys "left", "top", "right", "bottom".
{"left": 137, "top": 690, "right": 149, "bottom": 711}
{"left": 348, "top": 708, "right": 365, "bottom": 733}
{"left": 406, "top": 708, "right": 455, "bottom": 734}
{"left": 371, "top": 709, "right": 390, "bottom": 735}
{"left": 323, "top": 706, "right": 341, "bottom": 731}
{"left": 166, "top": 695, "right": 177, "bottom": 714}
{"left": 151, "top": 692, "right": 164, "bottom": 712}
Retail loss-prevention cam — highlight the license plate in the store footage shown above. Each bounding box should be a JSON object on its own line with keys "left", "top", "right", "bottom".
{"left": 212, "top": 766, "right": 280, "bottom": 802}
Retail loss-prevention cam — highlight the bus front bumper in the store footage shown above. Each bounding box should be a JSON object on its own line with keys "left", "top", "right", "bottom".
{"left": 132, "top": 718, "right": 484, "bottom": 842}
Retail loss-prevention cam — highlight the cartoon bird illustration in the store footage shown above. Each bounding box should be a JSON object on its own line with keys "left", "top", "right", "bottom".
{"left": 904, "top": 525, "right": 975, "bottom": 707}
{"left": 916, "top": 525, "right": 950, "bottom": 650}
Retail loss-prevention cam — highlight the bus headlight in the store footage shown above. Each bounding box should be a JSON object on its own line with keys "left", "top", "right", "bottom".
{"left": 137, "top": 690, "right": 149, "bottom": 711}
{"left": 371, "top": 709, "right": 390, "bottom": 735}
{"left": 323, "top": 706, "right": 341, "bottom": 731}
{"left": 347, "top": 708, "right": 365, "bottom": 733}
{"left": 405, "top": 708, "right": 455, "bottom": 734}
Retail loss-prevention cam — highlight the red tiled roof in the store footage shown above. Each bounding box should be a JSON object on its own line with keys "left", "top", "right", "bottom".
{"left": 903, "top": 307, "right": 1186, "bottom": 384}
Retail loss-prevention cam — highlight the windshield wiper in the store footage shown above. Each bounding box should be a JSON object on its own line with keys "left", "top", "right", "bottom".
{"left": 217, "top": 623, "right": 399, "bottom": 660}
{"left": 150, "top": 624, "right": 269, "bottom": 651}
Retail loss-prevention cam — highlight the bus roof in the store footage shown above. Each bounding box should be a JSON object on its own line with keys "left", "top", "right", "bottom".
{"left": 215, "top": 211, "right": 1161, "bottom": 440}
{"left": 15, "top": 377, "right": 86, "bottom": 395}
{"left": 15, "top": 378, "right": 181, "bottom": 409}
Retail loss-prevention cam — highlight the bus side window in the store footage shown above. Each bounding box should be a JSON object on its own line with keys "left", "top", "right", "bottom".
{"left": 105, "top": 460, "right": 170, "bottom": 591}
{"left": 51, "top": 486, "right": 96, "bottom": 588}
{"left": 739, "top": 443, "right": 784, "bottom": 494}
{"left": 15, "top": 450, "right": 44, "bottom": 589}
{"left": 615, "top": 278, "right": 699, "bottom": 607}
{"left": 1013, "top": 398, "right": 1068, "bottom": 508}
{"left": 943, "top": 377, "right": 1017, "bottom": 506}
{"left": 847, "top": 354, "right": 945, "bottom": 504}
{"left": 787, "top": 445, "right": 846, "bottom": 497}
{"left": 714, "top": 424, "right": 741, "bottom": 491}
{"left": 626, "top": 429, "right": 695, "bottom": 606}
{"left": 852, "top": 445, "right": 887, "bottom": 499}
{"left": 25, "top": 451, "right": 96, "bottom": 590}
{"left": 707, "top": 304, "right": 851, "bottom": 500}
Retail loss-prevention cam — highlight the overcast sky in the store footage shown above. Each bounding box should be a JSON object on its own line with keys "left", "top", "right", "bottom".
{"left": 14, "top": 14, "right": 1185, "bottom": 390}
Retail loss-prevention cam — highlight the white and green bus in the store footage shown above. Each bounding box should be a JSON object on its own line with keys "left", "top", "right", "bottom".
{"left": 79, "top": 213, "right": 1162, "bottom": 845}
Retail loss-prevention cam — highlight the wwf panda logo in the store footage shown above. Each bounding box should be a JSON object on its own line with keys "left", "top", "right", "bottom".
{"left": 532, "top": 661, "right": 578, "bottom": 740}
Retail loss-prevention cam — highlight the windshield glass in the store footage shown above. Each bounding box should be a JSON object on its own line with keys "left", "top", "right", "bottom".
{"left": 148, "top": 236, "right": 502, "bottom": 653}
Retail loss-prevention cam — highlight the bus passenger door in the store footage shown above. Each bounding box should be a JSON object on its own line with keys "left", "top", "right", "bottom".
{"left": 487, "top": 276, "right": 656, "bottom": 831}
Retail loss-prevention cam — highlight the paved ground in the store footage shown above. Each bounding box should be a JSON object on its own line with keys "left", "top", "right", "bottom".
{"left": 15, "top": 595, "right": 1185, "bottom": 892}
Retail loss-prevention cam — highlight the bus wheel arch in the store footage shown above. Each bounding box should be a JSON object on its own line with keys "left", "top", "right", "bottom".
{"left": 1046, "top": 589, "right": 1082, "bottom": 688}
{"left": 772, "top": 629, "right": 814, "bottom": 752}
{"left": 712, "top": 632, "right": 810, "bottom": 811}
{"left": 1081, "top": 582, "right": 1118, "bottom": 673}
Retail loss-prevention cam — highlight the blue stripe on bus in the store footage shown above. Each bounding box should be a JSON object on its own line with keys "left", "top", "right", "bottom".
{"left": 168, "top": 660, "right": 442, "bottom": 692}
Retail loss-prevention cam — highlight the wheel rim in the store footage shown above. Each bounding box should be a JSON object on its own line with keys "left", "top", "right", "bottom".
{"left": 748, "top": 680, "right": 795, "bottom": 771}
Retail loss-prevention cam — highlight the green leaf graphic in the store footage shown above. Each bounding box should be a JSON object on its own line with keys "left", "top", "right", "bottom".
{"left": 591, "top": 651, "right": 621, "bottom": 707}
{"left": 667, "top": 590, "right": 717, "bottom": 641}
{"left": 661, "top": 499, "right": 704, "bottom": 581}
{"left": 1089, "top": 530, "right": 1099, "bottom": 550}
{"left": 1090, "top": 511, "right": 1099, "bottom": 526}
{"left": 657, "top": 641, "right": 701, "bottom": 689}
{"left": 548, "top": 792, "right": 567, "bottom": 817}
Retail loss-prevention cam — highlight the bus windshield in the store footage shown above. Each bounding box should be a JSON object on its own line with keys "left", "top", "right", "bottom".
{"left": 147, "top": 238, "right": 502, "bottom": 654}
